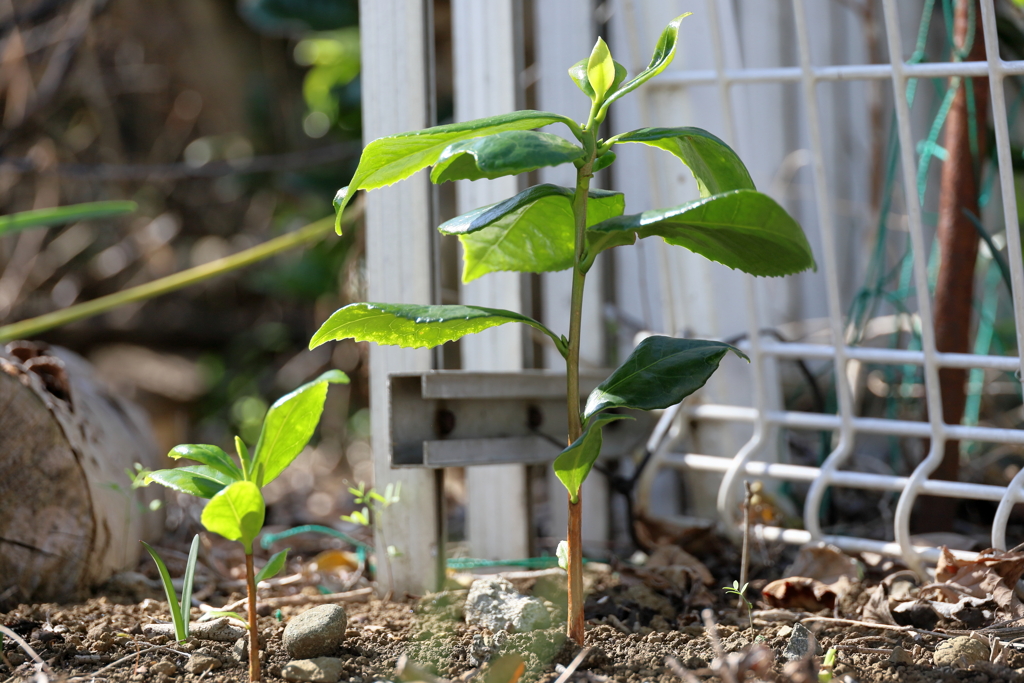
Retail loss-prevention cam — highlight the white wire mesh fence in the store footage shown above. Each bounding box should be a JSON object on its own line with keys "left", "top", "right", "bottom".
{"left": 631, "top": 0, "right": 1024, "bottom": 576}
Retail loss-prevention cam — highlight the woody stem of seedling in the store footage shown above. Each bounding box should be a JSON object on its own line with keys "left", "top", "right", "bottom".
{"left": 245, "top": 553, "right": 260, "bottom": 682}
{"left": 565, "top": 126, "right": 596, "bottom": 646}
{"left": 739, "top": 480, "right": 751, "bottom": 614}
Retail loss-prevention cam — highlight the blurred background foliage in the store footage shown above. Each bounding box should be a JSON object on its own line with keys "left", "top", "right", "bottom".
{"left": 0, "top": 0, "right": 375, "bottom": 534}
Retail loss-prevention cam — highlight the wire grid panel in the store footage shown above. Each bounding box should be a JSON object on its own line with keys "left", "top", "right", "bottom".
{"left": 629, "top": 0, "right": 1024, "bottom": 575}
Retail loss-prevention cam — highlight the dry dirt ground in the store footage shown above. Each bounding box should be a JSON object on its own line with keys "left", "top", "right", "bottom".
{"left": 5, "top": 569, "right": 1024, "bottom": 683}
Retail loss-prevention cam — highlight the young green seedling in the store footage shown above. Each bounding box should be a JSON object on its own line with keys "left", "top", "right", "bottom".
{"left": 145, "top": 369, "right": 347, "bottom": 681}
{"left": 314, "top": 13, "right": 815, "bottom": 645}
{"left": 341, "top": 482, "right": 401, "bottom": 593}
{"left": 722, "top": 580, "right": 753, "bottom": 631}
{"left": 141, "top": 534, "right": 200, "bottom": 643}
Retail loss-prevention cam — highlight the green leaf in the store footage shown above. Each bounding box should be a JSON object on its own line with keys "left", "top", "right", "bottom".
{"left": 592, "top": 151, "right": 616, "bottom": 173}
{"left": 234, "top": 437, "right": 252, "bottom": 480}
{"left": 569, "top": 59, "right": 627, "bottom": 100}
{"left": 254, "top": 549, "right": 289, "bottom": 583}
{"left": 429, "top": 131, "right": 584, "bottom": 183}
{"left": 310, "top": 302, "right": 567, "bottom": 356}
{"left": 0, "top": 201, "right": 137, "bottom": 238}
{"left": 553, "top": 414, "right": 632, "bottom": 503}
{"left": 141, "top": 541, "right": 186, "bottom": 643}
{"left": 586, "top": 189, "right": 817, "bottom": 276}
{"left": 437, "top": 184, "right": 624, "bottom": 282}
{"left": 586, "top": 37, "right": 616, "bottom": 101}
{"left": 583, "top": 336, "right": 747, "bottom": 420}
{"left": 146, "top": 466, "right": 233, "bottom": 499}
{"left": 615, "top": 127, "right": 755, "bottom": 197}
{"left": 601, "top": 13, "right": 691, "bottom": 112}
{"left": 168, "top": 444, "right": 243, "bottom": 482}
{"left": 252, "top": 369, "right": 349, "bottom": 487}
{"left": 333, "top": 110, "right": 577, "bottom": 231}
{"left": 201, "top": 481, "right": 265, "bottom": 553}
{"left": 180, "top": 534, "right": 200, "bottom": 637}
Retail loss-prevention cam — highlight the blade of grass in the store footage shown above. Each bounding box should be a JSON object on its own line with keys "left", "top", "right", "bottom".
{"left": 0, "top": 201, "right": 137, "bottom": 237}
{"left": 141, "top": 541, "right": 185, "bottom": 643}
{"left": 180, "top": 535, "right": 200, "bottom": 639}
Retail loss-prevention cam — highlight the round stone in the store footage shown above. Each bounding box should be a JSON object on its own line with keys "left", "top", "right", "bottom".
{"left": 283, "top": 604, "right": 349, "bottom": 659}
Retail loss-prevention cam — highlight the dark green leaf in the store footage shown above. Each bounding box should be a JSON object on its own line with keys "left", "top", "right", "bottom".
{"left": 587, "top": 189, "right": 817, "bottom": 276}
{"left": 429, "top": 131, "right": 583, "bottom": 184}
{"left": 569, "top": 59, "right": 627, "bottom": 100}
{"left": 592, "top": 151, "right": 616, "bottom": 173}
{"left": 168, "top": 444, "right": 243, "bottom": 482}
{"left": 201, "top": 481, "right": 265, "bottom": 553}
{"left": 438, "top": 184, "right": 624, "bottom": 282}
{"left": 146, "top": 466, "right": 233, "bottom": 499}
{"left": 252, "top": 369, "right": 349, "bottom": 487}
{"left": 553, "top": 414, "right": 631, "bottom": 503}
{"left": 180, "top": 534, "right": 200, "bottom": 637}
{"left": 310, "top": 302, "right": 566, "bottom": 355}
{"left": 602, "top": 13, "right": 691, "bottom": 112}
{"left": 141, "top": 541, "right": 187, "bottom": 642}
{"left": 254, "top": 549, "right": 289, "bottom": 583}
{"left": 0, "top": 201, "right": 137, "bottom": 238}
{"left": 615, "top": 128, "right": 754, "bottom": 197}
{"left": 583, "top": 336, "right": 747, "bottom": 420}
{"left": 333, "top": 110, "right": 577, "bottom": 231}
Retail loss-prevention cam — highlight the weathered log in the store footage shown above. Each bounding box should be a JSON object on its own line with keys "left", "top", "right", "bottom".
{"left": 0, "top": 341, "right": 163, "bottom": 607}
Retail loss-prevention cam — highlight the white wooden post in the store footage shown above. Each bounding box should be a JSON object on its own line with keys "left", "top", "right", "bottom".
{"left": 533, "top": 2, "right": 611, "bottom": 553}
{"left": 451, "top": 0, "right": 531, "bottom": 560}
{"left": 361, "top": 0, "right": 440, "bottom": 595}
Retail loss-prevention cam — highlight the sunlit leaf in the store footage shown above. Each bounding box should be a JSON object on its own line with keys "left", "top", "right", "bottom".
{"left": 587, "top": 189, "right": 817, "bottom": 276}
{"left": 553, "top": 414, "right": 632, "bottom": 503}
{"left": 146, "top": 466, "right": 233, "bottom": 499}
{"left": 168, "top": 444, "right": 243, "bottom": 482}
{"left": 430, "top": 131, "right": 583, "bottom": 183}
{"left": 569, "top": 59, "right": 627, "bottom": 100}
{"left": 251, "top": 369, "right": 349, "bottom": 487}
{"left": 180, "top": 534, "right": 200, "bottom": 638}
{"left": 615, "top": 127, "right": 754, "bottom": 197}
{"left": 602, "top": 13, "right": 691, "bottom": 111}
{"left": 333, "top": 111, "right": 577, "bottom": 230}
{"left": 438, "top": 184, "right": 624, "bottom": 282}
{"left": 201, "top": 481, "right": 265, "bottom": 553}
{"left": 583, "top": 336, "right": 747, "bottom": 420}
{"left": 254, "top": 549, "right": 289, "bottom": 583}
{"left": 141, "top": 541, "right": 187, "bottom": 643}
{"left": 310, "top": 302, "right": 565, "bottom": 355}
{"left": 586, "top": 37, "right": 616, "bottom": 101}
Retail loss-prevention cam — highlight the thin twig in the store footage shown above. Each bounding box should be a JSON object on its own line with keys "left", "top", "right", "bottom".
{"left": 0, "top": 625, "right": 49, "bottom": 673}
{"left": 553, "top": 647, "right": 592, "bottom": 683}
{"left": 739, "top": 480, "right": 752, "bottom": 610}
{"left": 664, "top": 655, "right": 702, "bottom": 683}
{"left": 801, "top": 616, "right": 949, "bottom": 639}
{"left": 69, "top": 645, "right": 163, "bottom": 678}
{"left": 836, "top": 645, "right": 895, "bottom": 655}
{"left": 221, "top": 586, "right": 373, "bottom": 613}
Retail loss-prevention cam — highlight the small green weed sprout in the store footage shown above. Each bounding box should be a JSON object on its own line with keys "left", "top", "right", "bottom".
{"left": 722, "top": 580, "right": 753, "bottom": 631}
{"left": 342, "top": 482, "right": 401, "bottom": 590}
{"left": 819, "top": 647, "right": 837, "bottom": 682}
{"left": 141, "top": 534, "right": 200, "bottom": 643}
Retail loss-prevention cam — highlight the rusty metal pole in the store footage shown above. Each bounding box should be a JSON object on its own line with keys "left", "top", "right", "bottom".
{"left": 916, "top": 0, "right": 989, "bottom": 532}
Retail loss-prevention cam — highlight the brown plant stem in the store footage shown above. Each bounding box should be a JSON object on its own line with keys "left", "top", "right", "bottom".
{"left": 739, "top": 480, "right": 752, "bottom": 610}
{"left": 567, "top": 497, "right": 585, "bottom": 644}
{"left": 245, "top": 553, "right": 260, "bottom": 682}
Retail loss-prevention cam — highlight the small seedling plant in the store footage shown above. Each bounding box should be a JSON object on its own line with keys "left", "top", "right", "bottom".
{"left": 341, "top": 481, "right": 402, "bottom": 592}
{"left": 141, "top": 534, "right": 201, "bottom": 643}
{"left": 145, "top": 369, "right": 347, "bottom": 681}
{"left": 723, "top": 580, "right": 753, "bottom": 631}
{"left": 317, "top": 14, "right": 815, "bottom": 644}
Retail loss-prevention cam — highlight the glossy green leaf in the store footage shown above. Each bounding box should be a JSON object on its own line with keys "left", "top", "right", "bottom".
{"left": 601, "top": 13, "right": 691, "bottom": 112}
{"left": 201, "top": 481, "right": 265, "bottom": 553}
{"left": 252, "top": 369, "right": 349, "bottom": 487}
{"left": 254, "top": 549, "right": 289, "bottom": 583}
{"left": 0, "top": 201, "right": 137, "bottom": 238}
{"left": 168, "top": 444, "right": 243, "bottom": 482}
{"left": 141, "top": 541, "right": 187, "bottom": 642}
{"left": 553, "top": 414, "right": 631, "bottom": 503}
{"left": 146, "top": 466, "right": 233, "bottom": 499}
{"left": 310, "top": 302, "right": 566, "bottom": 356}
{"left": 587, "top": 37, "right": 616, "bottom": 101}
{"left": 333, "top": 110, "right": 577, "bottom": 231}
{"left": 615, "top": 127, "right": 754, "bottom": 197}
{"left": 438, "top": 184, "right": 624, "bottom": 282}
{"left": 430, "top": 131, "right": 583, "bottom": 184}
{"left": 583, "top": 336, "right": 747, "bottom": 420}
{"left": 587, "top": 189, "right": 817, "bottom": 276}
{"left": 592, "top": 151, "right": 616, "bottom": 173}
{"left": 179, "top": 534, "right": 200, "bottom": 637}
{"left": 569, "top": 59, "right": 627, "bottom": 101}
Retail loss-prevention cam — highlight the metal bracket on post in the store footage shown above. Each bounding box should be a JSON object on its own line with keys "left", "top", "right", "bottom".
{"left": 388, "top": 370, "right": 652, "bottom": 468}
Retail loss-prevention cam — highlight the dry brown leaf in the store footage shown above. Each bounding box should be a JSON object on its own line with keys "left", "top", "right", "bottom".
{"left": 762, "top": 576, "right": 838, "bottom": 611}
{"left": 645, "top": 544, "right": 715, "bottom": 586}
{"left": 784, "top": 543, "right": 860, "bottom": 585}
